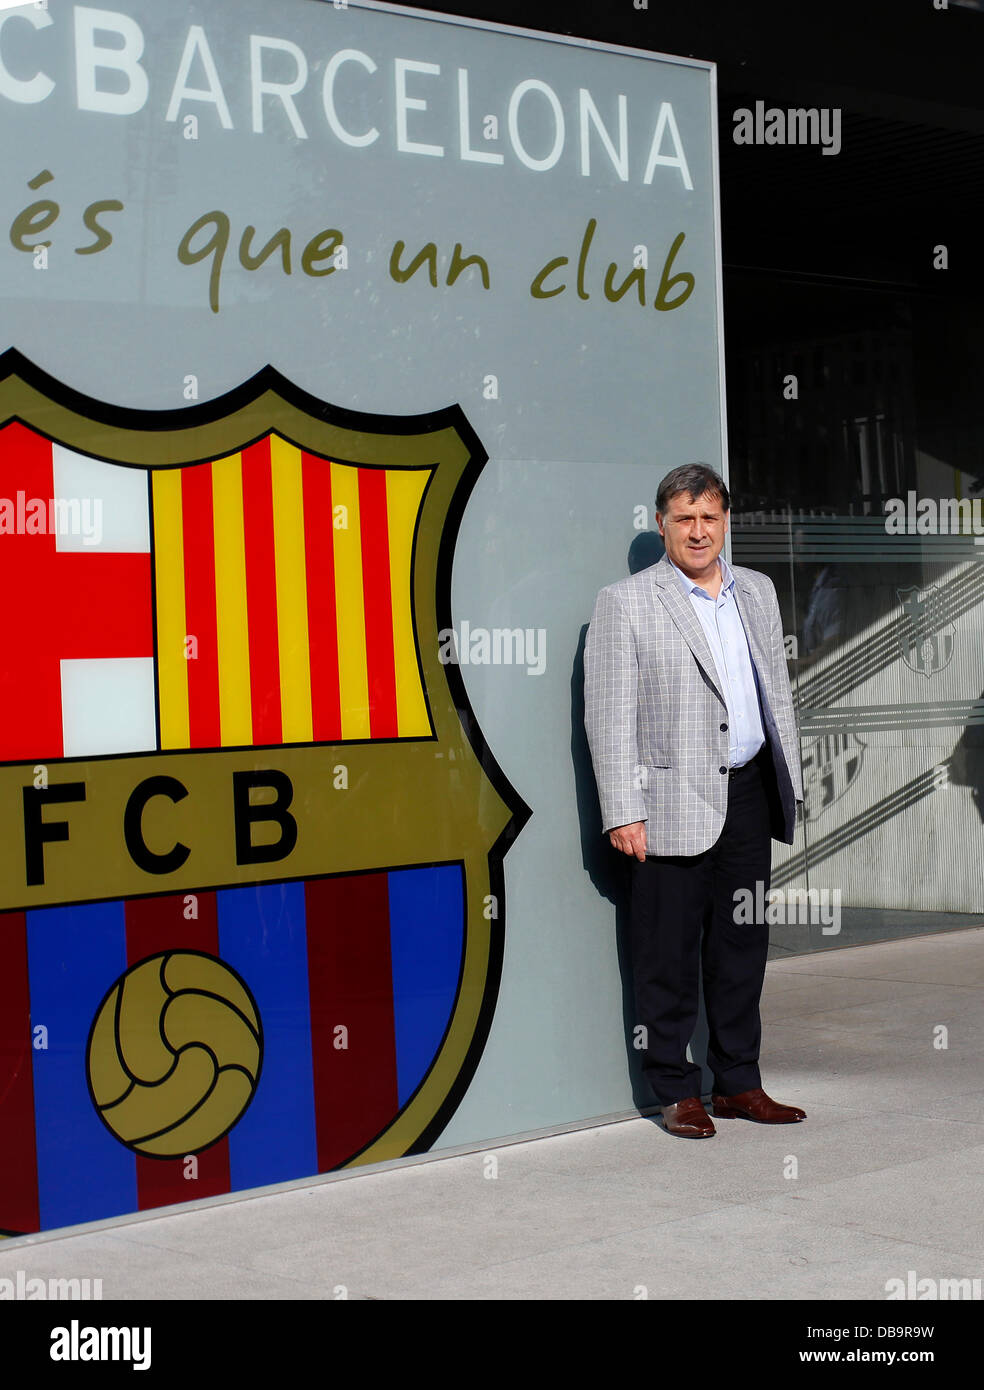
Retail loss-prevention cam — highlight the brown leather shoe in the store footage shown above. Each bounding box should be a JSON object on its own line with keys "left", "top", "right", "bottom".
{"left": 661, "top": 1097, "right": 716, "bottom": 1138}
{"left": 712, "top": 1087, "right": 806, "bottom": 1123}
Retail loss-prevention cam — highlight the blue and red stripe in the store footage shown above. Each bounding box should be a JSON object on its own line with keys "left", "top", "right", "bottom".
{"left": 2, "top": 865, "right": 464, "bottom": 1233}
{"left": 217, "top": 880, "right": 318, "bottom": 1192}
{"left": 124, "top": 892, "right": 231, "bottom": 1212}
{"left": 0, "top": 909, "right": 39, "bottom": 1233}
{"left": 27, "top": 900, "right": 135, "bottom": 1232}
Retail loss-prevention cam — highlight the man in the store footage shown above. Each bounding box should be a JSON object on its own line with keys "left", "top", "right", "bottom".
{"left": 584, "top": 463, "right": 806, "bottom": 1138}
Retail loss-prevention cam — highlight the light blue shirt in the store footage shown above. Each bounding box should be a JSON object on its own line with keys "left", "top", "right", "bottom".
{"left": 668, "top": 555, "right": 766, "bottom": 768}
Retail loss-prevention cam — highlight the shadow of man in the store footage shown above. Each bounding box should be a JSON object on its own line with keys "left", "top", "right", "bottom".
{"left": 569, "top": 532, "right": 712, "bottom": 1120}
{"left": 949, "top": 687, "right": 984, "bottom": 824}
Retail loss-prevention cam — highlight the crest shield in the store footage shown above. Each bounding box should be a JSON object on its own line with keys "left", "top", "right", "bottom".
{"left": 801, "top": 731, "right": 866, "bottom": 820}
{"left": 897, "top": 585, "right": 955, "bottom": 678}
{"left": 0, "top": 351, "right": 528, "bottom": 1235}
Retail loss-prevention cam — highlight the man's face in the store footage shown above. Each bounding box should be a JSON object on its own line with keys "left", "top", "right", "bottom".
{"left": 656, "top": 489, "right": 729, "bottom": 574}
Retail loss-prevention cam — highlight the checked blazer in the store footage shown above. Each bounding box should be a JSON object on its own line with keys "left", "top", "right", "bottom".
{"left": 584, "top": 555, "right": 804, "bottom": 856}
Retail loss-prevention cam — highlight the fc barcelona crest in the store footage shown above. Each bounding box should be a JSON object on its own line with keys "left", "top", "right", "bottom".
{"left": 801, "top": 731, "right": 866, "bottom": 820}
{"left": 0, "top": 350, "right": 528, "bottom": 1235}
{"left": 897, "top": 585, "right": 955, "bottom": 679}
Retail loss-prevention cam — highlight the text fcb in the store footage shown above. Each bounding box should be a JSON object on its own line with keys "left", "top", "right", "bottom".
{"left": 0, "top": 353, "right": 528, "bottom": 1234}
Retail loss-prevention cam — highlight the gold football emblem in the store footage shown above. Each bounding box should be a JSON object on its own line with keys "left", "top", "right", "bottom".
{"left": 86, "top": 951, "right": 262, "bottom": 1158}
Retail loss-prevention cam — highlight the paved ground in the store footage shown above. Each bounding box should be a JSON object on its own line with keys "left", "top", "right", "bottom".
{"left": 4, "top": 927, "right": 984, "bottom": 1300}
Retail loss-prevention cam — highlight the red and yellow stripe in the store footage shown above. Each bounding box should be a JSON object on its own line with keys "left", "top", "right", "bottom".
{"left": 152, "top": 439, "right": 430, "bottom": 750}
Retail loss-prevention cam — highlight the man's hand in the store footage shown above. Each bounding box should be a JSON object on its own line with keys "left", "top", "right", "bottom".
{"left": 609, "top": 821, "right": 647, "bottom": 861}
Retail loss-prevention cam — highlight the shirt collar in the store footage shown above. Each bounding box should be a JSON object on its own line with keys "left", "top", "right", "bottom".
{"left": 668, "top": 553, "right": 734, "bottom": 599}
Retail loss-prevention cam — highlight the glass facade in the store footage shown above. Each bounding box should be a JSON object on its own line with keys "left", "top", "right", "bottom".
{"left": 721, "top": 141, "right": 984, "bottom": 954}
{"left": 0, "top": 0, "right": 979, "bottom": 1238}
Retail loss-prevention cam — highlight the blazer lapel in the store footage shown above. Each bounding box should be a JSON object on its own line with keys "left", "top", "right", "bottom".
{"left": 653, "top": 559, "right": 725, "bottom": 705}
{"left": 731, "top": 571, "right": 773, "bottom": 699}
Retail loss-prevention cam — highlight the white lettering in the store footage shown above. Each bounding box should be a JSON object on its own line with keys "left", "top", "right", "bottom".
{"left": 458, "top": 67, "right": 502, "bottom": 164}
{"left": 508, "top": 78, "right": 564, "bottom": 172}
{"left": 578, "top": 89, "right": 628, "bottom": 180}
{"left": 250, "top": 35, "right": 308, "bottom": 138}
{"left": 75, "top": 6, "right": 148, "bottom": 116}
{"left": 0, "top": 6, "right": 54, "bottom": 104}
{"left": 394, "top": 58, "right": 443, "bottom": 157}
{"left": 642, "top": 101, "right": 693, "bottom": 188}
{"left": 322, "top": 48, "right": 378, "bottom": 146}
{"left": 166, "top": 25, "right": 233, "bottom": 128}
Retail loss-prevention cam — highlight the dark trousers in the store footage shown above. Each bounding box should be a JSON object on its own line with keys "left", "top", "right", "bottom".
{"left": 629, "top": 746, "right": 783, "bottom": 1106}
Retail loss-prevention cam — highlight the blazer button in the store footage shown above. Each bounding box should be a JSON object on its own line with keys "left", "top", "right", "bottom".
{"left": 720, "top": 723, "right": 728, "bottom": 731}
{"left": 719, "top": 766, "right": 728, "bottom": 775}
